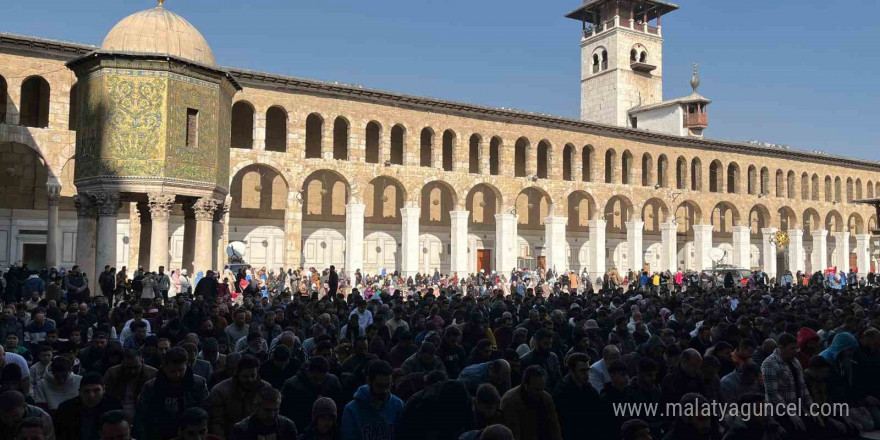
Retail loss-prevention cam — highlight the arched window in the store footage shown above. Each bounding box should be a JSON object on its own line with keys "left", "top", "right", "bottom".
{"left": 775, "top": 170, "right": 784, "bottom": 198}
{"left": 489, "top": 137, "right": 501, "bottom": 176}
{"left": 19, "top": 76, "right": 50, "bottom": 128}
{"left": 562, "top": 144, "right": 574, "bottom": 181}
{"left": 419, "top": 128, "right": 432, "bottom": 167}
{"left": 657, "top": 155, "right": 668, "bottom": 188}
{"left": 691, "top": 158, "right": 702, "bottom": 191}
{"left": 709, "top": 160, "right": 722, "bottom": 193}
{"left": 442, "top": 130, "right": 454, "bottom": 172}
{"left": 390, "top": 124, "right": 405, "bottom": 165}
{"left": 0, "top": 74, "right": 7, "bottom": 123}
{"left": 514, "top": 137, "right": 529, "bottom": 178}
{"left": 365, "top": 122, "right": 381, "bottom": 164}
{"left": 787, "top": 171, "right": 795, "bottom": 199}
{"left": 856, "top": 179, "right": 863, "bottom": 200}
{"left": 747, "top": 166, "right": 757, "bottom": 195}
{"left": 760, "top": 167, "right": 770, "bottom": 195}
{"left": 605, "top": 149, "right": 617, "bottom": 183}
{"left": 621, "top": 150, "right": 633, "bottom": 185}
{"left": 265, "top": 106, "right": 287, "bottom": 152}
{"left": 641, "top": 153, "right": 653, "bottom": 186}
{"left": 582, "top": 146, "right": 593, "bottom": 182}
{"left": 727, "top": 163, "right": 740, "bottom": 194}
{"left": 812, "top": 175, "right": 820, "bottom": 201}
{"left": 868, "top": 181, "right": 875, "bottom": 199}
{"left": 630, "top": 49, "right": 637, "bottom": 63}
{"left": 601, "top": 50, "right": 608, "bottom": 70}
{"left": 231, "top": 101, "right": 255, "bottom": 149}
{"left": 824, "top": 176, "right": 832, "bottom": 202}
{"left": 592, "top": 54, "right": 600, "bottom": 74}
{"left": 676, "top": 157, "right": 687, "bottom": 190}
{"left": 536, "top": 140, "right": 550, "bottom": 179}
{"left": 639, "top": 51, "right": 647, "bottom": 63}
{"left": 468, "top": 134, "right": 481, "bottom": 174}
{"left": 834, "top": 177, "right": 842, "bottom": 202}
{"left": 332, "top": 117, "right": 349, "bottom": 160}
{"left": 846, "top": 177, "right": 853, "bottom": 202}
{"left": 305, "top": 113, "right": 323, "bottom": 159}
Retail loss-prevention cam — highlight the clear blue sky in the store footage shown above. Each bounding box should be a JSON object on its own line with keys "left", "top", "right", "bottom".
{"left": 4, "top": 0, "right": 878, "bottom": 160}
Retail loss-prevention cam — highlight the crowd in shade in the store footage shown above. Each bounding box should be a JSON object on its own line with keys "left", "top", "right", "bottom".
{"left": 0, "top": 260, "right": 879, "bottom": 440}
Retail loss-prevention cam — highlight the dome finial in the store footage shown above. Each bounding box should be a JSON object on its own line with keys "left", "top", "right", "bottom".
{"left": 690, "top": 63, "right": 700, "bottom": 93}
{"left": 157, "top": 0, "right": 165, "bottom": 8}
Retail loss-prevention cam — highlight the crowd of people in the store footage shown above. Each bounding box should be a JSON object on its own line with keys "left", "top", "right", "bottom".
{"left": 0, "top": 260, "right": 879, "bottom": 440}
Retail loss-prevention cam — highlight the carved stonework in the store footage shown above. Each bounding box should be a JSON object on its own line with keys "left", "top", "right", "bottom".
{"left": 213, "top": 195, "right": 232, "bottom": 222}
{"left": 193, "top": 197, "right": 218, "bottom": 221}
{"left": 148, "top": 192, "right": 176, "bottom": 221}
{"left": 46, "top": 180, "right": 62, "bottom": 207}
{"left": 93, "top": 192, "right": 121, "bottom": 216}
{"left": 74, "top": 194, "right": 93, "bottom": 218}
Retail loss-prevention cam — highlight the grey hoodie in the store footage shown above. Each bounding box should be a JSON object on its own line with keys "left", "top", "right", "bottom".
{"left": 34, "top": 370, "right": 81, "bottom": 410}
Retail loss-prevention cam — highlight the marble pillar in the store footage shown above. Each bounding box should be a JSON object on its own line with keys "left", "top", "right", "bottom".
{"left": 661, "top": 222, "right": 678, "bottom": 272}
{"left": 213, "top": 198, "right": 230, "bottom": 272}
{"left": 856, "top": 234, "right": 871, "bottom": 277}
{"left": 811, "top": 229, "right": 828, "bottom": 272}
{"left": 495, "top": 213, "right": 518, "bottom": 274}
{"left": 345, "top": 203, "right": 366, "bottom": 286}
{"left": 692, "top": 224, "right": 713, "bottom": 271}
{"left": 834, "top": 231, "right": 850, "bottom": 273}
{"left": 136, "top": 202, "right": 151, "bottom": 270}
{"left": 450, "top": 210, "right": 470, "bottom": 275}
{"left": 94, "top": 192, "right": 120, "bottom": 295}
{"left": 543, "top": 216, "right": 567, "bottom": 272}
{"left": 147, "top": 192, "right": 174, "bottom": 273}
{"left": 74, "top": 195, "right": 97, "bottom": 289}
{"left": 787, "top": 229, "right": 805, "bottom": 274}
{"left": 193, "top": 197, "right": 218, "bottom": 274}
{"left": 731, "top": 226, "right": 751, "bottom": 269}
{"left": 181, "top": 203, "right": 196, "bottom": 274}
{"left": 45, "top": 179, "right": 61, "bottom": 268}
{"left": 625, "top": 220, "right": 644, "bottom": 274}
{"left": 400, "top": 207, "right": 420, "bottom": 278}
{"left": 588, "top": 219, "right": 606, "bottom": 280}
{"left": 761, "top": 227, "right": 778, "bottom": 279}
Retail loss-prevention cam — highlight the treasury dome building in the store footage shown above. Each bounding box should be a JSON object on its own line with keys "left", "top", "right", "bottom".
{"left": 0, "top": 0, "right": 878, "bottom": 286}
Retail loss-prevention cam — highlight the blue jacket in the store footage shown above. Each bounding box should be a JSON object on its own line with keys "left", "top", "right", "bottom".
{"left": 341, "top": 385, "right": 404, "bottom": 440}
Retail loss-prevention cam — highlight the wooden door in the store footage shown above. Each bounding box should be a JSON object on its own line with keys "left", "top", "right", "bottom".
{"left": 477, "top": 250, "right": 491, "bottom": 273}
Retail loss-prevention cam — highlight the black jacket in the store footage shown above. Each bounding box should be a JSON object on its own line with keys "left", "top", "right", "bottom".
{"left": 135, "top": 368, "right": 209, "bottom": 440}
{"left": 552, "top": 374, "right": 613, "bottom": 440}
{"left": 54, "top": 395, "right": 122, "bottom": 440}
{"left": 280, "top": 371, "right": 343, "bottom": 432}
{"left": 230, "top": 415, "right": 298, "bottom": 440}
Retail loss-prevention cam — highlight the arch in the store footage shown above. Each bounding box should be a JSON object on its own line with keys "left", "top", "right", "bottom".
{"left": 824, "top": 210, "right": 844, "bottom": 233}
{"left": 812, "top": 174, "right": 820, "bottom": 201}
{"left": 262, "top": 106, "right": 287, "bottom": 152}
{"left": 641, "top": 198, "right": 670, "bottom": 233}
{"left": 824, "top": 176, "right": 833, "bottom": 202}
{"left": 709, "top": 160, "right": 722, "bottom": 192}
{"left": 514, "top": 137, "right": 529, "bottom": 178}
{"left": 582, "top": 145, "right": 594, "bottom": 182}
{"left": 748, "top": 204, "right": 771, "bottom": 234}
{"left": 421, "top": 181, "right": 458, "bottom": 225}
{"left": 468, "top": 134, "right": 481, "bottom": 174}
{"left": 442, "top": 130, "right": 455, "bottom": 172}
{"left": 466, "top": 183, "right": 502, "bottom": 226}
{"left": 846, "top": 177, "right": 854, "bottom": 203}
{"left": 333, "top": 116, "right": 350, "bottom": 160}
{"left": 855, "top": 178, "right": 863, "bottom": 200}
{"left": 690, "top": 157, "right": 702, "bottom": 191}
{"left": 419, "top": 127, "right": 433, "bottom": 167}
{"left": 800, "top": 172, "right": 809, "bottom": 200}
{"left": 747, "top": 165, "right": 758, "bottom": 195}
{"left": 675, "top": 200, "right": 703, "bottom": 233}
{"left": 786, "top": 171, "right": 795, "bottom": 199}
{"left": 304, "top": 113, "right": 323, "bottom": 159}
{"left": 869, "top": 215, "right": 877, "bottom": 232}
{"left": 365, "top": 121, "right": 382, "bottom": 164}
{"left": 567, "top": 191, "right": 597, "bottom": 231}
{"left": 0, "top": 74, "right": 7, "bottom": 123}
{"left": 657, "top": 154, "right": 669, "bottom": 188}
{"left": 711, "top": 202, "right": 740, "bottom": 233}
{"left": 516, "top": 187, "right": 552, "bottom": 229}
{"left": 605, "top": 148, "right": 617, "bottom": 183}
{"left": 364, "top": 175, "right": 406, "bottom": 223}
{"left": 621, "top": 150, "right": 633, "bottom": 185}
{"left": 847, "top": 213, "right": 865, "bottom": 235}
{"left": 0, "top": 143, "right": 51, "bottom": 210}
{"left": 230, "top": 101, "right": 255, "bottom": 149}
{"left": 726, "top": 162, "right": 740, "bottom": 194}
{"left": 301, "top": 169, "right": 350, "bottom": 219}
{"left": 641, "top": 153, "right": 654, "bottom": 186}
{"left": 19, "top": 75, "right": 50, "bottom": 128}
{"left": 675, "top": 156, "right": 687, "bottom": 190}
{"left": 802, "top": 208, "right": 821, "bottom": 234}
{"left": 562, "top": 144, "right": 574, "bottom": 181}
{"left": 834, "top": 176, "right": 842, "bottom": 202}
{"left": 230, "top": 164, "right": 289, "bottom": 219}
{"left": 760, "top": 167, "right": 770, "bottom": 196}
{"left": 868, "top": 181, "right": 875, "bottom": 199}
{"left": 536, "top": 140, "right": 551, "bottom": 179}
{"left": 777, "top": 206, "right": 798, "bottom": 231}
{"left": 604, "top": 195, "right": 633, "bottom": 233}
{"left": 775, "top": 170, "right": 784, "bottom": 198}
{"left": 489, "top": 136, "right": 501, "bottom": 176}
{"left": 390, "top": 124, "right": 405, "bottom": 165}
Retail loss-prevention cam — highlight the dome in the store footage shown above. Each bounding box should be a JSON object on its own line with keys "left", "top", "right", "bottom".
{"left": 101, "top": 2, "right": 216, "bottom": 66}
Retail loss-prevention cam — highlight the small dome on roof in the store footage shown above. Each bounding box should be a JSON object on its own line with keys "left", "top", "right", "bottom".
{"left": 101, "top": 1, "right": 216, "bottom": 66}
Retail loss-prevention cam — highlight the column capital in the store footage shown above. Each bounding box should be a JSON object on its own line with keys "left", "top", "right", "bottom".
{"left": 761, "top": 227, "right": 779, "bottom": 235}
{"left": 193, "top": 197, "right": 219, "bottom": 221}
{"left": 660, "top": 221, "right": 677, "bottom": 231}
{"left": 214, "top": 196, "right": 232, "bottom": 222}
{"left": 731, "top": 225, "right": 751, "bottom": 233}
{"left": 588, "top": 219, "right": 607, "bottom": 228}
{"left": 625, "top": 220, "right": 645, "bottom": 230}
{"left": 148, "top": 192, "right": 176, "bottom": 221}
{"left": 400, "top": 207, "right": 420, "bottom": 218}
{"left": 543, "top": 215, "right": 567, "bottom": 226}
{"left": 345, "top": 203, "right": 366, "bottom": 216}
{"left": 450, "top": 210, "right": 470, "bottom": 221}
{"left": 74, "top": 194, "right": 93, "bottom": 217}
{"left": 93, "top": 192, "right": 120, "bottom": 216}
{"left": 811, "top": 228, "right": 828, "bottom": 238}
{"left": 834, "top": 231, "right": 850, "bottom": 238}
{"left": 692, "top": 224, "right": 713, "bottom": 233}
{"left": 46, "top": 179, "right": 62, "bottom": 206}
{"left": 855, "top": 233, "right": 872, "bottom": 241}
{"left": 787, "top": 228, "right": 804, "bottom": 238}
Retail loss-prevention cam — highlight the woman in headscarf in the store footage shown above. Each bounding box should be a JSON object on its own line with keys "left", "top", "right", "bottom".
{"left": 193, "top": 271, "right": 204, "bottom": 288}
{"left": 168, "top": 270, "right": 179, "bottom": 298}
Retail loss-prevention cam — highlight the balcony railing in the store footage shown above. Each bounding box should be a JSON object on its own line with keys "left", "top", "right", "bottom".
{"left": 583, "top": 19, "right": 661, "bottom": 39}
{"left": 684, "top": 113, "right": 708, "bottom": 128}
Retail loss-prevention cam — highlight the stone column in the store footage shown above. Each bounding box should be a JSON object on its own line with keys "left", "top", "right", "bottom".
{"left": 147, "top": 193, "right": 174, "bottom": 273}
{"left": 213, "top": 198, "right": 231, "bottom": 272}
{"left": 625, "top": 220, "right": 644, "bottom": 273}
{"left": 74, "top": 195, "right": 97, "bottom": 289}
{"left": 45, "top": 179, "right": 61, "bottom": 268}
{"left": 181, "top": 203, "right": 196, "bottom": 274}
{"left": 661, "top": 222, "right": 678, "bottom": 272}
{"left": 543, "top": 216, "right": 567, "bottom": 273}
{"left": 787, "top": 229, "right": 805, "bottom": 274}
{"left": 588, "top": 219, "right": 606, "bottom": 280}
{"left": 731, "top": 226, "right": 751, "bottom": 269}
{"left": 345, "top": 203, "right": 366, "bottom": 286}
{"left": 834, "top": 231, "right": 850, "bottom": 273}
{"left": 761, "top": 227, "right": 778, "bottom": 279}
{"left": 856, "top": 234, "right": 871, "bottom": 277}
{"left": 692, "top": 224, "right": 713, "bottom": 271}
{"left": 450, "top": 210, "right": 469, "bottom": 276}
{"left": 284, "top": 196, "right": 303, "bottom": 269}
{"left": 811, "top": 229, "right": 828, "bottom": 271}
{"left": 400, "top": 207, "right": 420, "bottom": 278}
{"left": 495, "top": 213, "right": 518, "bottom": 274}
{"left": 136, "top": 202, "right": 151, "bottom": 270}
{"left": 193, "top": 198, "right": 218, "bottom": 275}
{"left": 94, "top": 192, "right": 120, "bottom": 293}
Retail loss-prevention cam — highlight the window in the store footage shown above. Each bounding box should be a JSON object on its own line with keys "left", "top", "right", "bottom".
{"left": 366, "top": 122, "right": 381, "bottom": 164}
{"left": 265, "top": 106, "right": 287, "bottom": 152}
{"left": 185, "top": 108, "right": 199, "bottom": 147}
